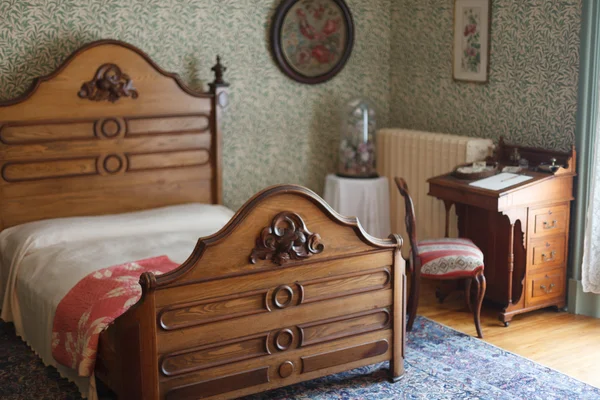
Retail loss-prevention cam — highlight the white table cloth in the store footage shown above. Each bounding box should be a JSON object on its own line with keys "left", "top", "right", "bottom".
{"left": 323, "top": 174, "right": 391, "bottom": 239}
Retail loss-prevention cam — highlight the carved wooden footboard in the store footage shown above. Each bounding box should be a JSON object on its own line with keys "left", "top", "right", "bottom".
{"left": 96, "top": 185, "right": 405, "bottom": 399}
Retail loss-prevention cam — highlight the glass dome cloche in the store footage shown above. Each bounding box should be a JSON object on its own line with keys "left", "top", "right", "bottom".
{"left": 337, "top": 98, "right": 378, "bottom": 178}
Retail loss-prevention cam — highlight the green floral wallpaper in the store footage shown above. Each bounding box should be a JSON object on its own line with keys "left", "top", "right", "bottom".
{"left": 390, "top": 0, "right": 582, "bottom": 152}
{"left": 0, "top": 0, "right": 582, "bottom": 209}
{"left": 0, "top": 0, "right": 391, "bottom": 209}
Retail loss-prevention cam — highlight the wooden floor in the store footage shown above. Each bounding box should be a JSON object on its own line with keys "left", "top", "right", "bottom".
{"left": 418, "top": 282, "right": 600, "bottom": 388}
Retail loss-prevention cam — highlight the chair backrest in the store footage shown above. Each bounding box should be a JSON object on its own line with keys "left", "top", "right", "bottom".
{"left": 394, "top": 177, "right": 419, "bottom": 260}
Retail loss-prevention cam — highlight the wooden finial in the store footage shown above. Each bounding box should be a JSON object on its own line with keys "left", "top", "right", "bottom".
{"left": 209, "top": 55, "right": 229, "bottom": 92}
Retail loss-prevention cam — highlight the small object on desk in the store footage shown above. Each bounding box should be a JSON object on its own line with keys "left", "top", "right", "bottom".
{"left": 469, "top": 173, "right": 533, "bottom": 191}
{"left": 510, "top": 148, "right": 521, "bottom": 165}
{"left": 452, "top": 161, "right": 498, "bottom": 180}
{"left": 473, "top": 160, "right": 487, "bottom": 170}
{"left": 519, "top": 158, "right": 529, "bottom": 169}
{"left": 537, "top": 158, "right": 561, "bottom": 173}
{"left": 502, "top": 166, "right": 522, "bottom": 173}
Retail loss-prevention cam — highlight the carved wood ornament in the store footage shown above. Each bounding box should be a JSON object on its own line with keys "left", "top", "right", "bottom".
{"left": 78, "top": 63, "right": 139, "bottom": 103}
{"left": 211, "top": 56, "right": 227, "bottom": 87}
{"left": 250, "top": 212, "right": 324, "bottom": 266}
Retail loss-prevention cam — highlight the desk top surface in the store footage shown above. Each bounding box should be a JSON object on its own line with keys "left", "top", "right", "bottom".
{"left": 428, "top": 169, "right": 572, "bottom": 198}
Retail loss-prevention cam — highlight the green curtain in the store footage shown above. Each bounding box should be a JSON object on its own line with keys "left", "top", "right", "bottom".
{"left": 568, "top": 0, "right": 600, "bottom": 316}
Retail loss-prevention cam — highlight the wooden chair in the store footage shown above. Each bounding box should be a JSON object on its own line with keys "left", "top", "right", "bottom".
{"left": 394, "top": 177, "right": 486, "bottom": 338}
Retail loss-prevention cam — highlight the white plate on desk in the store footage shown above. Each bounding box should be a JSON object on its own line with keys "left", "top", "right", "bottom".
{"left": 469, "top": 173, "right": 533, "bottom": 191}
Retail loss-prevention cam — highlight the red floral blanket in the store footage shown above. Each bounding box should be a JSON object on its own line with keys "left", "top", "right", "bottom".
{"left": 51, "top": 256, "right": 179, "bottom": 376}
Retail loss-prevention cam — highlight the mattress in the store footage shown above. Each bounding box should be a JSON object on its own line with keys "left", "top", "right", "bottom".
{"left": 0, "top": 203, "right": 235, "bottom": 398}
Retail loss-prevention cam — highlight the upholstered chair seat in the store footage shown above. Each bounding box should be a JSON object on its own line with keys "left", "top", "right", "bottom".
{"left": 416, "top": 238, "right": 484, "bottom": 278}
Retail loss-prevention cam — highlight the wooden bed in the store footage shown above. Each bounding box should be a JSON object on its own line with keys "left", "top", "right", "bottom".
{"left": 0, "top": 40, "right": 405, "bottom": 399}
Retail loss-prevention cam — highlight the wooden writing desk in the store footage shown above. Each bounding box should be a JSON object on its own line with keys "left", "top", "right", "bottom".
{"left": 427, "top": 141, "right": 576, "bottom": 325}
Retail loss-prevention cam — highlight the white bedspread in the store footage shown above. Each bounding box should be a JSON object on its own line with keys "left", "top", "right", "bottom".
{"left": 0, "top": 203, "right": 235, "bottom": 398}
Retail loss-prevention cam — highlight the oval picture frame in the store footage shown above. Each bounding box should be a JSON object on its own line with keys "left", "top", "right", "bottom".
{"left": 271, "top": 0, "right": 355, "bottom": 85}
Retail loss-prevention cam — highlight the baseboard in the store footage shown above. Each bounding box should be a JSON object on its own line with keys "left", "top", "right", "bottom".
{"left": 568, "top": 279, "right": 600, "bottom": 318}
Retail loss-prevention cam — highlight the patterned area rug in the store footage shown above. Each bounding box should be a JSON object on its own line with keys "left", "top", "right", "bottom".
{"left": 1, "top": 316, "right": 599, "bottom": 399}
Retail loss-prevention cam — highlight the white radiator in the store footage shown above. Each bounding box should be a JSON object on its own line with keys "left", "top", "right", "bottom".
{"left": 377, "top": 129, "right": 493, "bottom": 254}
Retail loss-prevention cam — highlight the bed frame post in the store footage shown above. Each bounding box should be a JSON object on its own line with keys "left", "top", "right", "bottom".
{"left": 105, "top": 274, "right": 160, "bottom": 400}
{"left": 390, "top": 234, "right": 406, "bottom": 382}
{"left": 209, "top": 56, "right": 229, "bottom": 205}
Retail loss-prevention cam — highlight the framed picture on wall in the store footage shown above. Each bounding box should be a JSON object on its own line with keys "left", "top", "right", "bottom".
{"left": 453, "top": 0, "right": 491, "bottom": 83}
{"left": 271, "top": 0, "right": 355, "bottom": 85}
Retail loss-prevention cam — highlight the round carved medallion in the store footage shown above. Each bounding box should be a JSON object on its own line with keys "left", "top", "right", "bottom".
{"left": 95, "top": 117, "right": 126, "bottom": 139}
{"left": 278, "top": 361, "right": 295, "bottom": 379}
{"left": 273, "top": 285, "right": 294, "bottom": 309}
{"left": 96, "top": 118, "right": 125, "bottom": 139}
{"left": 102, "top": 119, "right": 121, "bottom": 138}
{"left": 104, "top": 155, "right": 123, "bottom": 174}
{"left": 97, "top": 154, "right": 127, "bottom": 175}
{"left": 275, "top": 329, "right": 294, "bottom": 351}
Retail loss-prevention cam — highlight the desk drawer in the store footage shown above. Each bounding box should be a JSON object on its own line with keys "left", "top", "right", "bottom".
{"left": 526, "top": 268, "right": 565, "bottom": 306}
{"left": 530, "top": 205, "right": 568, "bottom": 238}
{"left": 530, "top": 236, "right": 566, "bottom": 271}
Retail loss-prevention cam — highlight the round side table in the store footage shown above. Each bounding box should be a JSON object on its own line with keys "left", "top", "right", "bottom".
{"left": 323, "top": 174, "right": 391, "bottom": 239}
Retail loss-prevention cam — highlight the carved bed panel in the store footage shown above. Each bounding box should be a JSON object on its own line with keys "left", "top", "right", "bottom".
{"left": 0, "top": 40, "right": 227, "bottom": 229}
{"left": 98, "top": 185, "right": 406, "bottom": 399}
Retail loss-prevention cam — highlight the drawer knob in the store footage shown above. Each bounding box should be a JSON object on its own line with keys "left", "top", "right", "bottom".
{"left": 540, "top": 283, "right": 555, "bottom": 294}
{"left": 279, "top": 361, "right": 295, "bottom": 378}
{"left": 543, "top": 220, "right": 558, "bottom": 230}
{"left": 541, "top": 251, "right": 557, "bottom": 263}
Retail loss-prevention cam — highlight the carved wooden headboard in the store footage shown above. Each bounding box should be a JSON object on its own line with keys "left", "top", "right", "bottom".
{"left": 0, "top": 40, "right": 229, "bottom": 230}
